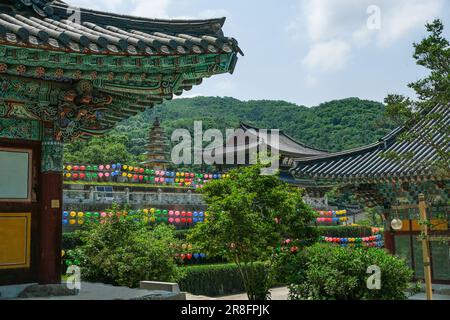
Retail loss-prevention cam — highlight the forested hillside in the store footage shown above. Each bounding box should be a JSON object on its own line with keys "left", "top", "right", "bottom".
{"left": 64, "top": 97, "right": 396, "bottom": 164}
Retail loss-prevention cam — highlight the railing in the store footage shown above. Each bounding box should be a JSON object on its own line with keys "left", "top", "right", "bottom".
{"left": 63, "top": 188, "right": 205, "bottom": 207}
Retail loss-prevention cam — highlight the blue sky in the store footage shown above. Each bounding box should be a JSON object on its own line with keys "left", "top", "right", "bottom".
{"left": 68, "top": 0, "right": 450, "bottom": 107}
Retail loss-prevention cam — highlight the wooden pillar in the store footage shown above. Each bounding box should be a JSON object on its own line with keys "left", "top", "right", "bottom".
{"left": 383, "top": 231, "right": 395, "bottom": 254}
{"left": 38, "top": 139, "right": 64, "bottom": 284}
{"left": 418, "top": 193, "right": 433, "bottom": 300}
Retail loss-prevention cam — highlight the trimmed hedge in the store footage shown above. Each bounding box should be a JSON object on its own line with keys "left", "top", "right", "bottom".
{"left": 317, "top": 226, "right": 373, "bottom": 238}
{"left": 178, "top": 262, "right": 268, "bottom": 297}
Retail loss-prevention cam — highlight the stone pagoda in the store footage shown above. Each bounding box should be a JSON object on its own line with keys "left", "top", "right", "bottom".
{"left": 141, "top": 118, "right": 170, "bottom": 170}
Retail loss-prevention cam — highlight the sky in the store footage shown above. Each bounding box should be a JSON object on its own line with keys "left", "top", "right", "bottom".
{"left": 67, "top": 0, "right": 450, "bottom": 107}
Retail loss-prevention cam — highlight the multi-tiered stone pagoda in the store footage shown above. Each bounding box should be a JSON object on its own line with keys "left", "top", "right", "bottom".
{"left": 141, "top": 118, "right": 170, "bottom": 170}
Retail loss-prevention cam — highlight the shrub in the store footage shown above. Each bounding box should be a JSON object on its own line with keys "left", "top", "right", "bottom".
{"left": 71, "top": 215, "right": 183, "bottom": 288}
{"left": 62, "top": 232, "right": 83, "bottom": 250}
{"left": 277, "top": 243, "right": 414, "bottom": 300}
{"left": 178, "top": 263, "right": 270, "bottom": 297}
{"left": 317, "top": 226, "right": 373, "bottom": 238}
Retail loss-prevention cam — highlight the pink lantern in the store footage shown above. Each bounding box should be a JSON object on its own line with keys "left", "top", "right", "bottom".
{"left": 105, "top": 172, "right": 110, "bottom": 177}
{"left": 99, "top": 165, "right": 104, "bottom": 170}
{"left": 105, "top": 165, "right": 111, "bottom": 170}
{"left": 168, "top": 218, "right": 174, "bottom": 223}
{"left": 100, "top": 212, "right": 107, "bottom": 218}
{"left": 169, "top": 211, "right": 174, "bottom": 216}
{"left": 155, "top": 171, "right": 160, "bottom": 176}
{"left": 98, "top": 172, "right": 104, "bottom": 178}
{"left": 175, "top": 211, "right": 180, "bottom": 216}
{"left": 175, "top": 218, "right": 181, "bottom": 223}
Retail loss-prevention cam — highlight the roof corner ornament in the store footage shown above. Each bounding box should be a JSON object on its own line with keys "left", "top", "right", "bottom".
{"left": 16, "top": 0, "right": 54, "bottom": 17}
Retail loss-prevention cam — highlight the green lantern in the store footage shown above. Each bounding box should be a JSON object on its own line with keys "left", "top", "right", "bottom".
{"left": 156, "top": 209, "right": 162, "bottom": 215}
{"left": 86, "top": 212, "right": 92, "bottom": 218}
{"left": 163, "top": 210, "right": 168, "bottom": 215}
{"left": 87, "top": 165, "right": 92, "bottom": 171}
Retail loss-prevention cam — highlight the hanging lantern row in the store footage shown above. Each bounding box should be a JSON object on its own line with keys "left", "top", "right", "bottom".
{"left": 176, "top": 253, "right": 207, "bottom": 261}
{"left": 320, "top": 234, "right": 383, "bottom": 244}
{"left": 62, "top": 210, "right": 208, "bottom": 226}
{"left": 64, "top": 164, "right": 229, "bottom": 180}
{"left": 316, "top": 217, "right": 349, "bottom": 223}
{"left": 317, "top": 210, "right": 347, "bottom": 217}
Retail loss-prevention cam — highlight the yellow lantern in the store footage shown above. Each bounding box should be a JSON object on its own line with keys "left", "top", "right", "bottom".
{"left": 67, "top": 165, "right": 72, "bottom": 171}
{"left": 69, "top": 219, "right": 76, "bottom": 225}
{"left": 128, "top": 166, "right": 134, "bottom": 171}
{"left": 122, "top": 172, "right": 127, "bottom": 177}
{"left": 143, "top": 209, "right": 149, "bottom": 214}
{"left": 77, "top": 212, "right": 84, "bottom": 218}
{"left": 66, "top": 173, "right": 71, "bottom": 178}
{"left": 149, "top": 217, "right": 156, "bottom": 223}
{"left": 70, "top": 211, "right": 77, "bottom": 217}
{"left": 150, "top": 208, "right": 156, "bottom": 214}
{"left": 123, "top": 165, "right": 128, "bottom": 170}
{"left": 78, "top": 219, "right": 84, "bottom": 225}
{"left": 127, "top": 173, "right": 132, "bottom": 178}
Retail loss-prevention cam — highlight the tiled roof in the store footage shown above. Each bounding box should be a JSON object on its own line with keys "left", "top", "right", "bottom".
{"left": 0, "top": 0, "right": 243, "bottom": 57}
{"left": 291, "top": 104, "right": 449, "bottom": 181}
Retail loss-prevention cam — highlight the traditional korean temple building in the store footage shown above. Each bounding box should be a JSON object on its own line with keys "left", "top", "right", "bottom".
{"left": 141, "top": 117, "right": 170, "bottom": 170}
{"left": 291, "top": 104, "right": 450, "bottom": 283}
{"left": 213, "top": 122, "right": 328, "bottom": 172}
{"left": 0, "top": 0, "right": 241, "bottom": 286}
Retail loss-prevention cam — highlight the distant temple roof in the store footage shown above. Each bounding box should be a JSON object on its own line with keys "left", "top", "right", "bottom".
{"left": 291, "top": 104, "right": 449, "bottom": 182}
{"left": 210, "top": 122, "right": 328, "bottom": 160}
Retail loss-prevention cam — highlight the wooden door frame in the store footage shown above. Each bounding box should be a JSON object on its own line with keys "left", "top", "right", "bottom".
{"left": 0, "top": 138, "right": 41, "bottom": 285}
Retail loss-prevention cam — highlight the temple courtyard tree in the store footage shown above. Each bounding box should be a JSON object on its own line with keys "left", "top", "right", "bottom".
{"left": 384, "top": 19, "right": 449, "bottom": 178}
{"left": 188, "top": 164, "right": 318, "bottom": 300}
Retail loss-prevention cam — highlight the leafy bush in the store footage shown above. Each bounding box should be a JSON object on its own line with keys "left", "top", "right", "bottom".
{"left": 70, "top": 214, "right": 183, "bottom": 288}
{"left": 277, "top": 243, "right": 414, "bottom": 300}
{"left": 62, "top": 232, "right": 83, "bottom": 250}
{"left": 178, "top": 263, "right": 270, "bottom": 297}
{"left": 317, "top": 226, "right": 373, "bottom": 238}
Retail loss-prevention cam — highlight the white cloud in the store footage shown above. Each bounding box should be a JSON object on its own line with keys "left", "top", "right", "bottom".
{"left": 302, "top": 40, "right": 351, "bottom": 72}
{"left": 289, "top": 0, "right": 444, "bottom": 46}
{"left": 288, "top": 0, "right": 444, "bottom": 79}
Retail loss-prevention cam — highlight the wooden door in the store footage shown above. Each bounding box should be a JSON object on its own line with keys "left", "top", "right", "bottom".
{"left": 0, "top": 139, "right": 41, "bottom": 285}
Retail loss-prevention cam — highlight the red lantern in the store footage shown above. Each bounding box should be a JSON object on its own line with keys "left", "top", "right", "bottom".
{"left": 181, "top": 211, "right": 186, "bottom": 217}
{"left": 139, "top": 168, "right": 144, "bottom": 173}
{"left": 80, "top": 165, "right": 86, "bottom": 171}
{"left": 290, "top": 246, "right": 298, "bottom": 253}
{"left": 186, "top": 254, "right": 192, "bottom": 260}
{"left": 187, "top": 212, "right": 192, "bottom": 217}
{"left": 187, "top": 218, "right": 192, "bottom": 223}
{"left": 181, "top": 218, "right": 187, "bottom": 223}
{"left": 139, "top": 175, "right": 144, "bottom": 180}
{"left": 180, "top": 254, "right": 185, "bottom": 260}
{"left": 133, "top": 174, "right": 138, "bottom": 180}
{"left": 79, "top": 173, "right": 86, "bottom": 179}
{"left": 73, "top": 165, "right": 79, "bottom": 171}
{"left": 73, "top": 173, "right": 79, "bottom": 179}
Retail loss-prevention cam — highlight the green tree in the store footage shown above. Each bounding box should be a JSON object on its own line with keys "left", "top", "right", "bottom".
{"left": 187, "top": 165, "right": 318, "bottom": 300}
{"left": 71, "top": 209, "right": 183, "bottom": 288}
{"left": 384, "top": 19, "right": 449, "bottom": 178}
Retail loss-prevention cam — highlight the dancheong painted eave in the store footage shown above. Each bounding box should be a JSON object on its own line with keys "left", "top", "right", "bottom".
{"left": 0, "top": 0, "right": 242, "bottom": 141}
{"left": 291, "top": 104, "right": 449, "bottom": 183}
